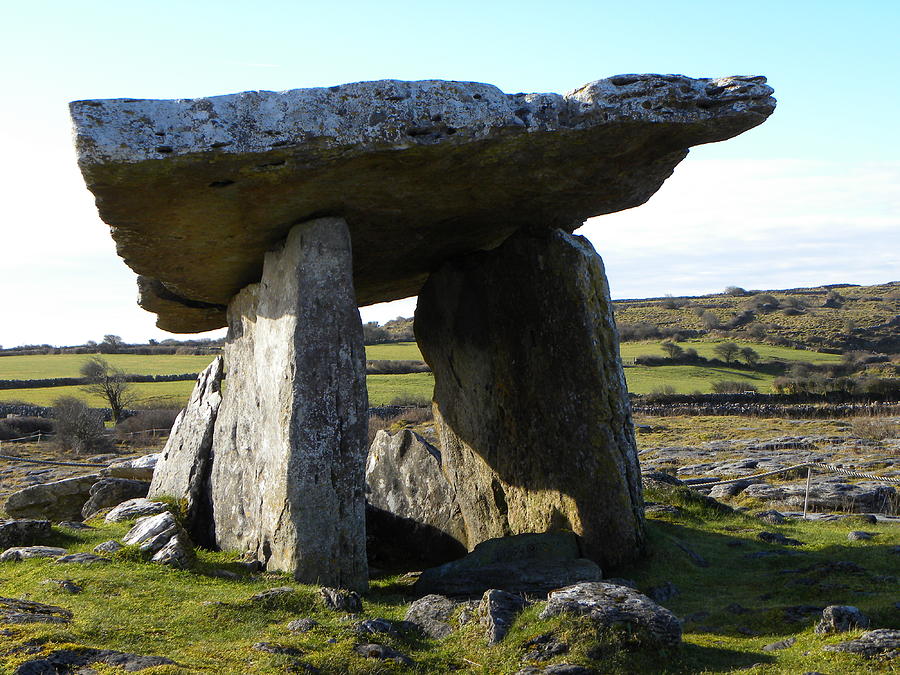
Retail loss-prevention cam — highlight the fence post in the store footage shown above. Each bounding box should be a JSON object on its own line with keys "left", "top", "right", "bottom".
{"left": 803, "top": 466, "right": 812, "bottom": 518}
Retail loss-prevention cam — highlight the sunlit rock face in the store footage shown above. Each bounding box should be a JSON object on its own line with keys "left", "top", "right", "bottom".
{"left": 70, "top": 75, "right": 774, "bottom": 332}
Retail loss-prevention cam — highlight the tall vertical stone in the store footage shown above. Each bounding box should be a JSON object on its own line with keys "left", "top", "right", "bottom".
{"left": 209, "top": 217, "right": 369, "bottom": 591}
{"left": 414, "top": 228, "right": 644, "bottom": 570}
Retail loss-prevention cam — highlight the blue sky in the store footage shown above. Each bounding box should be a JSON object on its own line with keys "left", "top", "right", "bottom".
{"left": 1, "top": 0, "right": 897, "bottom": 346}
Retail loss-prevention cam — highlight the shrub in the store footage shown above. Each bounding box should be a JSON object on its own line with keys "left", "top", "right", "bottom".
{"left": 0, "top": 416, "right": 54, "bottom": 441}
{"left": 365, "top": 360, "right": 430, "bottom": 374}
{"left": 700, "top": 311, "right": 720, "bottom": 330}
{"left": 362, "top": 322, "right": 390, "bottom": 345}
{"left": 739, "top": 346, "right": 761, "bottom": 366}
{"left": 389, "top": 394, "right": 432, "bottom": 407}
{"left": 645, "top": 385, "right": 676, "bottom": 401}
{"left": 52, "top": 396, "right": 109, "bottom": 454}
{"left": 711, "top": 380, "right": 758, "bottom": 394}
{"left": 713, "top": 342, "right": 740, "bottom": 363}
{"left": 660, "top": 342, "right": 684, "bottom": 359}
{"left": 115, "top": 408, "right": 181, "bottom": 443}
{"left": 724, "top": 286, "right": 748, "bottom": 296}
{"left": 850, "top": 416, "right": 899, "bottom": 441}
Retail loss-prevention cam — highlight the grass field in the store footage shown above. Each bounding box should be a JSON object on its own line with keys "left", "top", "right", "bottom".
{"left": 619, "top": 340, "right": 843, "bottom": 364}
{"left": 0, "top": 354, "right": 217, "bottom": 379}
{"left": 623, "top": 364, "right": 777, "bottom": 394}
{"left": 365, "top": 342, "right": 422, "bottom": 361}
{"left": 0, "top": 485, "right": 896, "bottom": 673}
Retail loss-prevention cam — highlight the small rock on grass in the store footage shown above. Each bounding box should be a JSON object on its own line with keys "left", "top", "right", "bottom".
{"left": 847, "top": 531, "right": 878, "bottom": 541}
{"left": 758, "top": 531, "right": 803, "bottom": 546}
{"left": 57, "top": 521, "right": 94, "bottom": 530}
{"left": 404, "top": 594, "right": 458, "bottom": 638}
{"left": 287, "top": 618, "right": 319, "bottom": 632}
{"left": 55, "top": 553, "right": 111, "bottom": 564}
{"left": 252, "top": 642, "right": 304, "bottom": 656}
{"left": 354, "top": 618, "right": 402, "bottom": 637}
{"left": 0, "top": 597, "right": 72, "bottom": 624}
{"left": 823, "top": 629, "right": 900, "bottom": 658}
{"left": 762, "top": 637, "right": 796, "bottom": 651}
{"left": 0, "top": 546, "right": 67, "bottom": 562}
{"left": 814, "top": 605, "right": 870, "bottom": 634}
{"left": 12, "top": 647, "right": 174, "bottom": 674}
{"left": 250, "top": 587, "right": 295, "bottom": 604}
{"left": 354, "top": 643, "right": 414, "bottom": 666}
{"left": 40, "top": 579, "right": 82, "bottom": 594}
{"left": 94, "top": 540, "right": 123, "bottom": 554}
{"left": 0, "top": 519, "right": 51, "bottom": 548}
{"left": 479, "top": 589, "right": 526, "bottom": 645}
{"left": 319, "top": 587, "right": 362, "bottom": 613}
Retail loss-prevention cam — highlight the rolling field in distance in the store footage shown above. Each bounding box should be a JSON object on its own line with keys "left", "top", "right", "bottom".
{"left": 0, "top": 340, "right": 856, "bottom": 406}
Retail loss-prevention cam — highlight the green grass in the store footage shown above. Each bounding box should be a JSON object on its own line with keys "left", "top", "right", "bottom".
{"left": 0, "top": 486, "right": 896, "bottom": 673}
{"left": 624, "top": 364, "right": 778, "bottom": 394}
{"left": 365, "top": 342, "right": 423, "bottom": 361}
{"left": 619, "top": 340, "right": 844, "bottom": 365}
{"left": 1, "top": 375, "right": 435, "bottom": 409}
{"left": 0, "top": 354, "right": 216, "bottom": 380}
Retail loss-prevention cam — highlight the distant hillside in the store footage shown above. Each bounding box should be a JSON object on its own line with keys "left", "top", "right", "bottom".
{"left": 613, "top": 281, "right": 900, "bottom": 354}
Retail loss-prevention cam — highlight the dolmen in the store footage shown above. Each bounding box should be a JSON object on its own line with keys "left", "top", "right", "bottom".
{"left": 70, "top": 74, "right": 775, "bottom": 590}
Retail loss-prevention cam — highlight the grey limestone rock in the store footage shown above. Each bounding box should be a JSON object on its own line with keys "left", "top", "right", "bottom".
{"left": 320, "top": 587, "right": 363, "bottom": 613}
{"left": 81, "top": 477, "right": 150, "bottom": 520}
{"left": 249, "top": 587, "right": 296, "bottom": 605}
{"left": 101, "top": 453, "right": 158, "bottom": 480}
{"left": 814, "top": 605, "right": 870, "bottom": 634}
{"left": 94, "top": 540, "right": 123, "bottom": 554}
{"left": 4, "top": 475, "right": 99, "bottom": 522}
{"left": 415, "top": 229, "right": 643, "bottom": 569}
{"left": 122, "top": 511, "right": 181, "bottom": 554}
{"left": 823, "top": 629, "right": 900, "bottom": 658}
{"left": 414, "top": 532, "right": 601, "bottom": 597}
{"left": 148, "top": 357, "right": 223, "bottom": 545}
{"left": 848, "top": 530, "right": 878, "bottom": 541}
{"left": 288, "top": 618, "right": 320, "bottom": 632}
{"left": 0, "top": 546, "right": 67, "bottom": 562}
{"left": 105, "top": 498, "right": 168, "bottom": 522}
{"left": 150, "top": 532, "right": 193, "bottom": 569}
{"left": 479, "top": 589, "right": 526, "bottom": 644}
{"left": 0, "top": 597, "right": 72, "bottom": 625}
{"left": 0, "top": 519, "right": 51, "bottom": 549}
{"left": 404, "top": 594, "right": 458, "bottom": 638}
{"left": 54, "top": 553, "right": 111, "bottom": 564}
{"left": 209, "top": 218, "right": 368, "bottom": 591}
{"left": 365, "top": 428, "right": 467, "bottom": 567}
{"left": 540, "top": 582, "right": 682, "bottom": 648}
{"left": 70, "top": 75, "right": 775, "bottom": 333}
{"left": 353, "top": 643, "right": 414, "bottom": 666}
{"left": 41, "top": 579, "right": 83, "bottom": 594}
{"left": 12, "top": 648, "right": 175, "bottom": 673}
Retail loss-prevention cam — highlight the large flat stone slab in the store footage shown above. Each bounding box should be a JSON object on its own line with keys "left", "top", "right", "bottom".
{"left": 70, "top": 75, "right": 774, "bottom": 332}
{"left": 209, "top": 217, "right": 368, "bottom": 590}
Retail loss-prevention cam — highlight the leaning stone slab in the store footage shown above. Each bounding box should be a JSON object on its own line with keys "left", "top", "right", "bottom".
{"left": 0, "top": 519, "right": 51, "bottom": 549}
{"left": 209, "top": 218, "right": 368, "bottom": 591}
{"left": 414, "top": 532, "right": 601, "bottom": 597}
{"left": 416, "top": 229, "right": 643, "bottom": 568}
{"left": 479, "top": 589, "right": 527, "bottom": 644}
{"left": 4, "top": 475, "right": 100, "bottom": 522}
{"left": 0, "top": 546, "right": 67, "bottom": 562}
{"left": 82, "top": 477, "right": 150, "bottom": 520}
{"left": 540, "top": 582, "right": 682, "bottom": 648}
{"left": 70, "top": 75, "right": 774, "bottom": 332}
{"left": 101, "top": 453, "right": 159, "bottom": 480}
{"left": 366, "top": 428, "right": 467, "bottom": 567}
{"left": 105, "top": 498, "right": 168, "bottom": 522}
{"left": 148, "top": 357, "right": 223, "bottom": 545}
{"left": 151, "top": 532, "right": 193, "bottom": 569}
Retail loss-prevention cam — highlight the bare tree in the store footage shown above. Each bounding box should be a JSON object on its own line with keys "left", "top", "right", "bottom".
{"left": 53, "top": 396, "right": 108, "bottom": 454}
{"left": 80, "top": 356, "right": 137, "bottom": 423}
{"left": 713, "top": 342, "right": 740, "bottom": 363}
{"left": 660, "top": 341, "right": 684, "bottom": 359}
{"left": 740, "top": 346, "right": 761, "bottom": 366}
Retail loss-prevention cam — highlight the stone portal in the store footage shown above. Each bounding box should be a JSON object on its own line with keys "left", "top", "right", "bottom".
{"left": 209, "top": 218, "right": 368, "bottom": 590}
{"left": 415, "top": 229, "right": 642, "bottom": 568}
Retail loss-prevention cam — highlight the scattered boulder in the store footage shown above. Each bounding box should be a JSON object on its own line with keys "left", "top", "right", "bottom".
{"left": 40, "top": 579, "right": 82, "bottom": 594}
{"left": 823, "top": 629, "right": 900, "bottom": 658}
{"left": 479, "top": 589, "right": 526, "bottom": 644}
{"left": 0, "top": 546, "right": 67, "bottom": 562}
{"left": 814, "top": 605, "right": 870, "bottom": 634}
{"left": 742, "top": 481, "right": 896, "bottom": 514}
{"left": 516, "top": 666, "right": 592, "bottom": 675}
{"left": 105, "top": 498, "right": 168, "bottom": 522}
{"left": 522, "top": 633, "right": 570, "bottom": 661}
{"left": 646, "top": 582, "right": 679, "bottom": 604}
{"left": 288, "top": 618, "right": 319, "bottom": 632}
{"left": 320, "top": 587, "right": 362, "bottom": 613}
{"left": 81, "top": 478, "right": 150, "bottom": 520}
{"left": 0, "top": 519, "right": 51, "bottom": 548}
{"left": 758, "top": 531, "right": 803, "bottom": 546}
{"left": 415, "top": 532, "right": 601, "bottom": 596}
{"left": 762, "top": 637, "right": 796, "bottom": 651}
{"left": 353, "top": 643, "right": 414, "bottom": 666}
{"left": 755, "top": 510, "right": 787, "bottom": 525}
{"left": 150, "top": 532, "right": 193, "bottom": 569}
{"left": 123, "top": 511, "right": 181, "bottom": 554}
{"left": 354, "top": 618, "right": 402, "bottom": 637}
{"left": 250, "top": 587, "right": 296, "bottom": 605}
{"left": 404, "top": 594, "right": 458, "bottom": 638}
{"left": 540, "top": 582, "right": 682, "bottom": 648}
{"left": 54, "top": 553, "right": 111, "bottom": 564}
{"left": 94, "top": 540, "right": 123, "bottom": 554}
{"left": 57, "top": 521, "right": 93, "bottom": 530}
{"left": 4, "top": 475, "right": 99, "bottom": 521}
{"left": 12, "top": 648, "right": 174, "bottom": 674}
{"left": 101, "top": 453, "right": 159, "bottom": 480}
{"left": 0, "top": 597, "right": 72, "bottom": 624}
{"left": 848, "top": 531, "right": 878, "bottom": 541}
{"left": 365, "top": 428, "right": 467, "bottom": 567}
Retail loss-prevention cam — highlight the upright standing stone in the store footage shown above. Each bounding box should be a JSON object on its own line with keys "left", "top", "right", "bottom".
{"left": 414, "top": 228, "right": 643, "bottom": 569}
{"left": 209, "top": 217, "right": 369, "bottom": 590}
{"left": 148, "top": 356, "right": 223, "bottom": 544}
